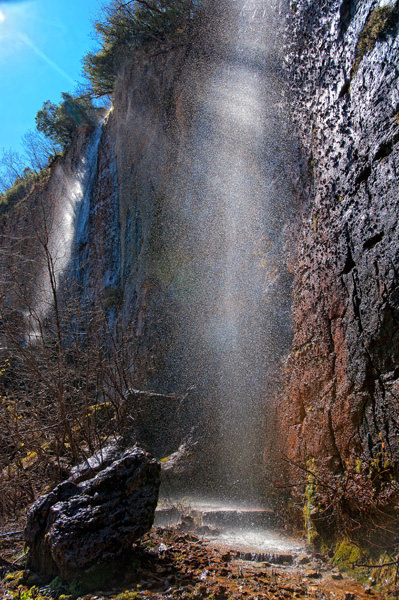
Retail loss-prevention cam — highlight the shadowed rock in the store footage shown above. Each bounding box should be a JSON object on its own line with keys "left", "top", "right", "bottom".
{"left": 24, "top": 446, "right": 160, "bottom": 583}
{"left": 125, "top": 389, "right": 183, "bottom": 457}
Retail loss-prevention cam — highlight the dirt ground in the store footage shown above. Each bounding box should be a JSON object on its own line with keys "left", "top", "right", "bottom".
{"left": 0, "top": 526, "right": 387, "bottom": 600}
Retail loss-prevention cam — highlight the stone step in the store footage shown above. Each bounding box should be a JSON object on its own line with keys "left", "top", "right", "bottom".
{"left": 154, "top": 498, "right": 309, "bottom": 567}
{"left": 154, "top": 503, "right": 275, "bottom": 530}
{"left": 197, "top": 508, "right": 275, "bottom": 529}
{"left": 234, "top": 551, "right": 294, "bottom": 565}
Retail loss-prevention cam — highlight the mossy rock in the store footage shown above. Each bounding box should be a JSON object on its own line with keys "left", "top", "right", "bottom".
{"left": 333, "top": 540, "right": 365, "bottom": 569}
{"left": 352, "top": 3, "right": 399, "bottom": 76}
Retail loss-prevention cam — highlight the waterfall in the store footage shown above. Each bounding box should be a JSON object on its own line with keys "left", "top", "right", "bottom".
{"left": 169, "top": 0, "right": 294, "bottom": 499}
{"left": 26, "top": 121, "right": 104, "bottom": 343}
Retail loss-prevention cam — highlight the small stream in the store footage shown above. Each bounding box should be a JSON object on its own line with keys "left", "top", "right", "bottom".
{"left": 155, "top": 498, "right": 309, "bottom": 565}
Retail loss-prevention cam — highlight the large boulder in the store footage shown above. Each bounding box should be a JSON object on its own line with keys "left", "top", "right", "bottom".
{"left": 24, "top": 446, "right": 160, "bottom": 583}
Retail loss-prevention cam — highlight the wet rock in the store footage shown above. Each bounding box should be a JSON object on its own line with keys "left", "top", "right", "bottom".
{"left": 278, "top": 0, "right": 399, "bottom": 543}
{"left": 68, "top": 439, "right": 123, "bottom": 483}
{"left": 24, "top": 446, "right": 160, "bottom": 583}
{"left": 304, "top": 568, "right": 321, "bottom": 579}
{"left": 331, "top": 568, "right": 344, "bottom": 580}
{"left": 266, "top": 553, "right": 294, "bottom": 565}
{"left": 177, "top": 514, "right": 196, "bottom": 532}
{"left": 160, "top": 432, "right": 199, "bottom": 479}
{"left": 297, "top": 553, "right": 311, "bottom": 565}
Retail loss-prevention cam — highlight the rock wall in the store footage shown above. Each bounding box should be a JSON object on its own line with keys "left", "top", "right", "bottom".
{"left": 0, "top": 126, "right": 95, "bottom": 333}
{"left": 84, "top": 5, "right": 299, "bottom": 496}
{"left": 278, "top": 0, "right": 399, "bottom": 539}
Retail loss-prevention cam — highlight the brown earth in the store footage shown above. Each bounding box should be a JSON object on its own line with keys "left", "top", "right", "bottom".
{"left": 0, "top": 527, "right": 386, "bottom": 599}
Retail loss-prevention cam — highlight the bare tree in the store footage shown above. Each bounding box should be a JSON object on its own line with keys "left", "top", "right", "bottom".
{"left": 21, "top": 130, "right": 59, "bottom": 173}
{"left": 0, "top": 149, "right": 25, "bottom": 193}
{"left": 0, "top": 192, "right": 134, "bottom": 520}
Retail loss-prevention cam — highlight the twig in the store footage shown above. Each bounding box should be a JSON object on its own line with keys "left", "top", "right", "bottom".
{"left": 355, "top": 560, "right": 398, "bottom": 568}
{"left": 0, "top": 556, "right": 20, "bottom": 570}
{"left": 0, "top": 530, "right": 23, "bottom": 538}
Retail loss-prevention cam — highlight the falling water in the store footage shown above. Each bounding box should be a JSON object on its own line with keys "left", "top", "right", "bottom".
{"left": 167, "top": 0, "right": 294, "bottom": 500}
{"left": 22, "top": 0, "right": 294, "bottom": 505}
{"left": 26, "top": 122, "right": 104, "bottom": 342}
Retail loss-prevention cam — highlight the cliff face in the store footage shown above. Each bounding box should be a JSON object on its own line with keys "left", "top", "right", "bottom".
{"left": 3, "top": 0, "right": 399, "bottom": 538}
{"left": 0, "top": 127, "right": 95, "bottom": 328}
{"left": 279, "top": 0, "right": 399, "bottom": 538}
{"left": 73, "top": 6, "right": 298, "bottom": 494}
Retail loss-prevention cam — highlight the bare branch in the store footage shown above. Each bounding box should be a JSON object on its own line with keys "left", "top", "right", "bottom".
{"left": 117, "top": 0, "right": 165, "bottom": 16}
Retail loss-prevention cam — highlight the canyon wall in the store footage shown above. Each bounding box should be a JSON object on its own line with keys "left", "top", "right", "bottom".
{"left": 279, "top": 0, "right": 399, "bottom": 540}
{"left": 2, "top": 0, "right": 399, "bottom": 539}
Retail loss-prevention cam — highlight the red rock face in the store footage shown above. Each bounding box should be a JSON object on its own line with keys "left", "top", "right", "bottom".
{"left": 276, "top": 0, "right": 399, "bottom": 539}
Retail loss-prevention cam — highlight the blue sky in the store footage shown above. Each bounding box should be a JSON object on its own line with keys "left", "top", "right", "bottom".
{"left": 0, "top": 0, "right": 103, "bottom": 156}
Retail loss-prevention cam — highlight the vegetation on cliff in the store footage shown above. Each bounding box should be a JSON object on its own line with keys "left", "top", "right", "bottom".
{"left": 0, "top": 92, "right": 96, "bottom": 217}
{"left": 1, "top": 1, "right": 198, "bottom": 211}
{"left": 0, "top": 168, "right": 49, "bottom": 220}
{"left": 35, "top": 93, "right": 97, "bottom": 150}
{"left": 83, "top": 0, "right": 201, "bottom": 97}
{"left": 352, "top": 2, "right": 399, "bottom": 76}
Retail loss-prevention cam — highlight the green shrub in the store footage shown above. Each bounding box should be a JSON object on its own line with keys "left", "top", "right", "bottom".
{"left": 83, "top": 0, "right": 200, "bottom": 97}
{"left": 35, "top": 93, "right": 96, "bottom": 149}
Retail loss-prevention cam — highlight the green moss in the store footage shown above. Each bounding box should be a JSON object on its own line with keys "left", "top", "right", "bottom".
{"left": 10, "top": 587, "right": 51, "bottom": 600}
{"left": 332, "top": 541, "right": 399, "bottom": 595}
{"left": 352, "top": 3, "right": 399, "bottom": 76}
{"left": 48, "top": 576, "right": 64, "bottom": 591}
{"left": 333, "top": 540, "right": 364, "bottom": 568}
{"left": 3, "top": 570, "right": 26, "bottom": 588}
{"left": 116, "top": 591, "right": 141, "bottom": 600}
{"left": 303, "top": 458, "right": 319, "bottom": 544}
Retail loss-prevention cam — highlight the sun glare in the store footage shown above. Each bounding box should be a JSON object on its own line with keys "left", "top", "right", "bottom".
{"left": 0, "top": 3, "right": 34, "bottom": 60}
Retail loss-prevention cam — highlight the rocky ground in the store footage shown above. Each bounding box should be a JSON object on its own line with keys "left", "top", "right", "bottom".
{"left": 0, "top": 525, "right": 386, "bottom": 600}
